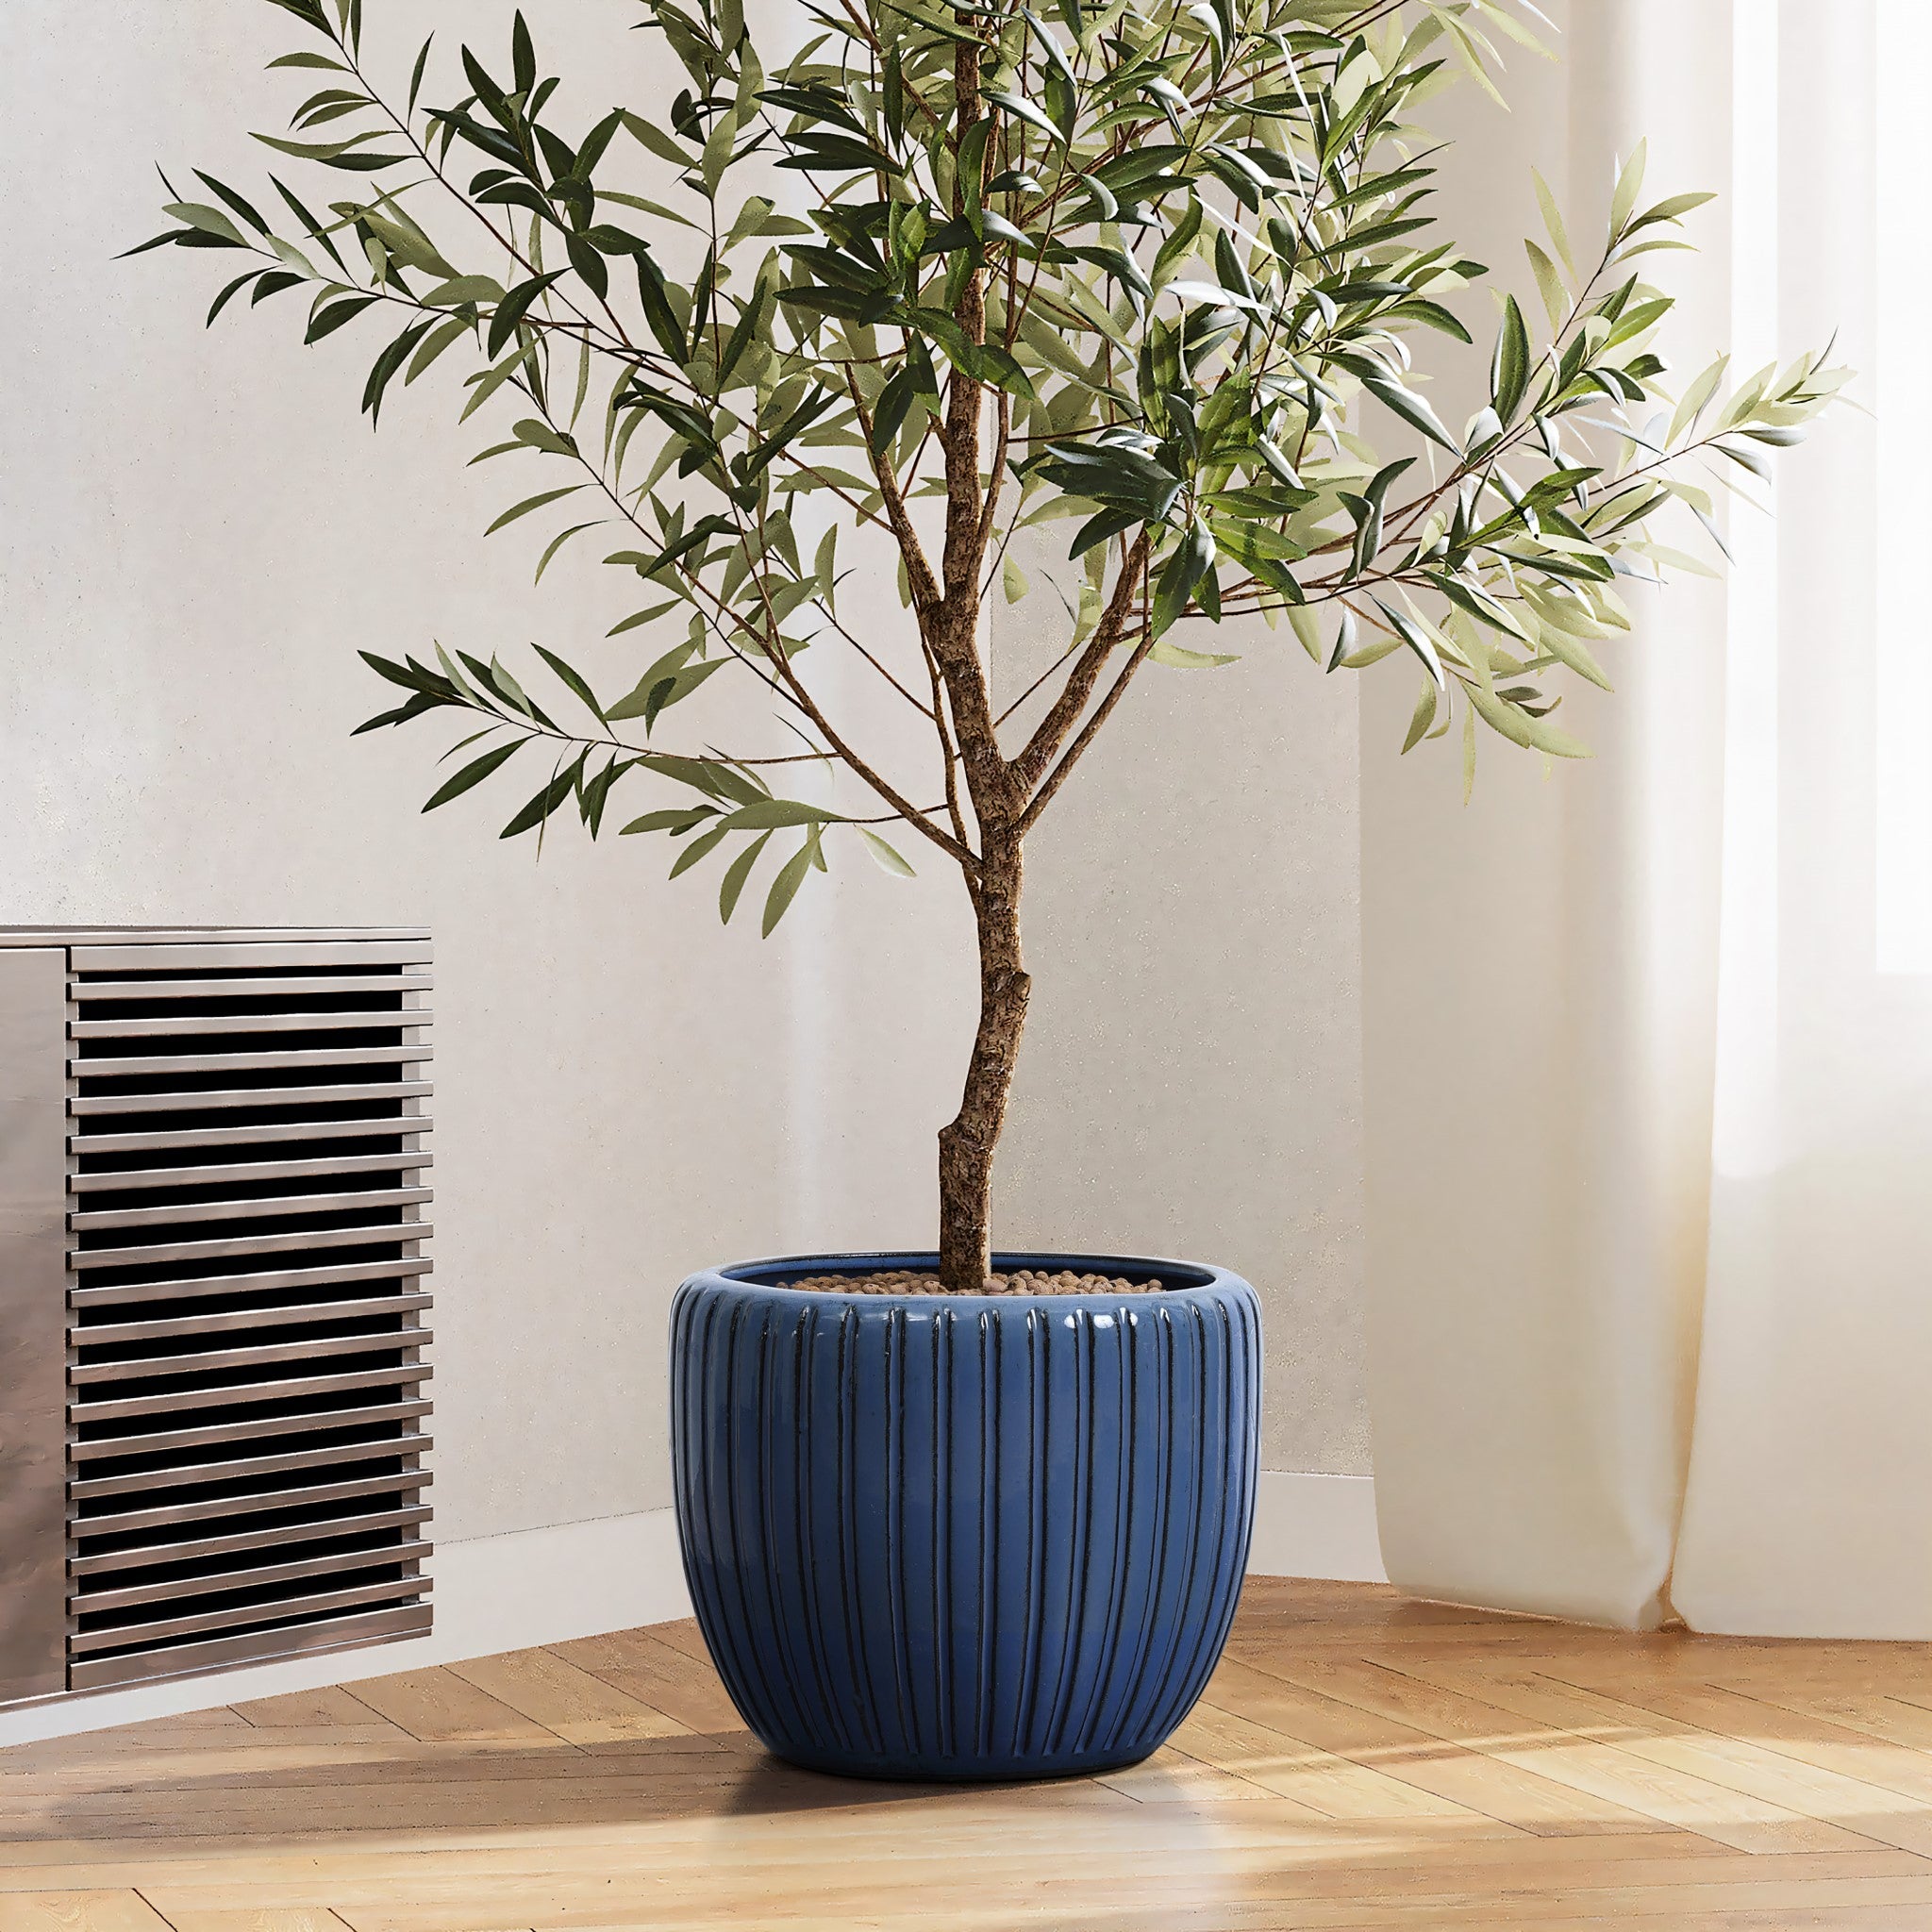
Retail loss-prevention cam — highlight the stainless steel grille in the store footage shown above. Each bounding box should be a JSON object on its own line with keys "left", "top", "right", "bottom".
{"left": 0, "top": 928, "right": 434, "bottom": 1705}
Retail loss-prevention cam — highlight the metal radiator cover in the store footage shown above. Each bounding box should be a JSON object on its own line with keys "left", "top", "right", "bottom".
{"left": 0, "top": 926, "right": 432, "bottom": 1708}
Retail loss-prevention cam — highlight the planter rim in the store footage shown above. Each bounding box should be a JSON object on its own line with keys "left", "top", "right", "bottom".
{"left": 685, "top": 1250, "right": 1250, "bottom": 1307}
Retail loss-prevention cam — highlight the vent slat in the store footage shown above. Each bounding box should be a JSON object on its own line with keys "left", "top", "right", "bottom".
{"left": 75, "top": 1292, "right": 434, "bottom": 1348}
{"left": 69, "top": 1603, "right": 432, "bottom": 1690}
{"left": 72, "top": 1327, "right": 431, "bottom": 1389}
{"left": 71, "top": 1081, "right": 431, "bottom": 1119}
{"left": 71, "top": 1186, "right": 433, "bottom": 1232}
{"left": 70, "top": 1221, "right": 431, "bottom": 1271}
{"left": 69, "top": 1576, "right": 434, "bottom": 1656}
{"left": 73, "top": 1540, "right": 435, "bottom": 1615}
{"left": 70, "top": 1257, "right": 431, "bottom": 1310}
{"left": 72, "top": 1116, "right": 432, "bottom": 1156}
{"left": 71, "top": 941, "right": 433, "bottom": 973}
{"left": 72, "top": 974, "right": 434, "bottom": 1003}
{"left": 71, "top": 1359, "right": 430, "bottom": 1424}
{"left": 72, "top": 1011, "right": 435, "bottom": 1040}
{"left": 73, "top": 1046, "right": 429, "bottom": 1078}
{"left": 76, "top": 1470, "right": 429, "bottom": 1541}
{"left": 71, "top": 1152, "right": 433, "bottom": 1194}
{"left": 69, "top": 1399, "right": 432, "bottom": 1466}
{"left": 74, "top": 1437, "right": 430, "bottom": 1507}
{"left": 72, "top": 1504, "right": 435, "bottom": 1576}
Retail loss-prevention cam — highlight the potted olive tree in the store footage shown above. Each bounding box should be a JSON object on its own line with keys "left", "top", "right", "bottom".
{"left": 140, "top": 0, "right": 1839, "bottom": 1779}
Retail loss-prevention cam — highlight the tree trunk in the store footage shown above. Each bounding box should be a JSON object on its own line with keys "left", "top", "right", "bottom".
{"left": 937, "top": 832, "right": 1029, "bottom": 1291}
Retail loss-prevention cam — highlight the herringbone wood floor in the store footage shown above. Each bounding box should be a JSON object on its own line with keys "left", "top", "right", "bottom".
{"left": 8, "top": 1578, "right": 1932, "bottom": 1929}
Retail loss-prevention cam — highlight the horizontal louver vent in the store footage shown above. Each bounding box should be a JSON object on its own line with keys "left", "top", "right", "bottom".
{"left": 65, "top": 936, "right": 433, "bottom": 1691}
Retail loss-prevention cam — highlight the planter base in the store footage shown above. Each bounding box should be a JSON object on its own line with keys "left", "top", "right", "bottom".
{"left": 670, "top": 1252, "right": 1262, "bottom": 1784}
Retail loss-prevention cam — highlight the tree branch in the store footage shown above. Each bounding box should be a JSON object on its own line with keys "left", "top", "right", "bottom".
{"left": 1008, "top": 532, "right": 1150, "bottom": 791}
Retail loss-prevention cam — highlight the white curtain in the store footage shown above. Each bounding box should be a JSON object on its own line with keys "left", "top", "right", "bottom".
{"left": 1364, "top": 0, "right": 1932, "bottom": 1637}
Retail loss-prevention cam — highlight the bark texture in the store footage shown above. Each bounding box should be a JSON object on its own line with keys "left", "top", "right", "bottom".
{"left": 938, "top": 831, "right": 1030, "bottom": 1291}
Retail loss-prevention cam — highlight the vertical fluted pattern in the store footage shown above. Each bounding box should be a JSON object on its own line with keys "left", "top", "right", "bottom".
{"left": 670, "top": 1257, "right": 1262, "bottom": 1781}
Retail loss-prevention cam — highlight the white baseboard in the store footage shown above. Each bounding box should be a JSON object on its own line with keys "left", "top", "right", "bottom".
{"left": 1247, "top": 1472, "right": 1387, "bottom": 1584}
{"left": 0, "top": 1507, "right": 692, "bottom": 1748}
{"left": 3, "top": 1473, "right": 1381, "bottom": 1747}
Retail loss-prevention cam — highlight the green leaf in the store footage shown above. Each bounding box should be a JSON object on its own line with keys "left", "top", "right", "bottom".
{"left": 1401, "top": 675, "right": 1439, "bottom": 754}
{"left": 1491, "top": 294, "right": 1530, "bottom": 420}
{"left": 424, "top": 740, "right": 520, "bottom": 809}
{"left": 306, "top": 293, "right": 380, "bottom": 342}
{"left": 668, "top": 821, "right": 732, "bottom": 877}
{"left": 424, "top": 275, "right": 507, "bottom": 308}
{"left": 1149, "top": 641, "right": 1239, "bottom": 667}
{"left": 485, "top": 485, "right": 585, "bottom": 535}
{"left": 718, "top": 832, "right": 774, "bottom": 923}
{"left": 721, "top": 799, "right": 845, "bottom": 829}
{"left": 1524, "top": 239, "right": 1565, "bottom": 330}
{"left": 459, "top": 342, "right": 537, "bottom": 423}
{"left": 1288, "top": 606, "right": 1323, "bottom": 664}
{"left": 162, "top": 201, "right": 248, "bottom": 246}
{"left": 488, "top": 272, "right": 567, "bottom": 358}
{"left": 1363, "top": 375, "right": 1458, "bottom": 452}
{"left": 1532, "top": 169, "right": 1576, "bottom": 278}
{"left": 406, "top": 313, "right": 472, "bottom": 384}
{"left": 1609, "top": 140, "right": 1647, "bottom": 238}
{"left": 533, "top": 521, "right": 599, "bottom": 584}
{"left": 621, "top": 806, "right": 715, "bottom": 836}
{"left": 761, "top": 835, "right": 817, "bottom": 935}
{"left": 858, "top": 827, "right": 915, "bottom": 876}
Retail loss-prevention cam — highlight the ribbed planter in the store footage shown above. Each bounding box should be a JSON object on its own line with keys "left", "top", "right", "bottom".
{"left": 669, "top": 1252, "right": 1261, "bottom": 1781}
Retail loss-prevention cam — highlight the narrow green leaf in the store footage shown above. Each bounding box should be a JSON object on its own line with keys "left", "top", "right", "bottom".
{"left": 722, "top": 799, "right": 844, "bottom": 829}
{"left": 486, "top": 485, "right": 585, "bottom": 535}
{"left": 718, "top": 832, "right": 774, "bottom": 923}
{"left": 532, "top": 643, "right": 605, "bottom": 719}
{"left": 1149, "top": 641, "right": 1239, "bottom": 667}
{"left": 1524, "top": 239, "right": 1565, "bottom": 330}
{"left": 423, "top": 740, "right": 520, "bottom": 809}
{"left": 1532, "top": 169, "right": 1576, "bottom": 278}
{"left": 761, "top": 836, "right": 816, "bottom": 936}
{"left": 668, "top": 821, "right": 731, "bottom": 877}
{"left": 1491, "top": 294, "right": 1530, "bottom": 420}
{"left": 1401, "top": 675, "right": 1439, "bottom": 754}
{"left": 488, "top": 271, "right": 567, "bottom": 358}
{"left": 162, "top": 201, "right": 248, "bottom": 246}
{"left": 858, "top": 827, "right": 915, "bottom": 876}
{"left": 533, "top": 521, "right": 599, "bottom": 584}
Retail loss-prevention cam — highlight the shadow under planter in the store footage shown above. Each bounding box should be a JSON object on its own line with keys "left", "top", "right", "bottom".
{"left": 670, "top": 1253, "right": 1261, "bottom": 1781}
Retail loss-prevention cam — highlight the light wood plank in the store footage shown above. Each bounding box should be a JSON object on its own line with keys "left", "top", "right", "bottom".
{"left": 1202, "top": 1655, "right": 1656, "bottom": 1836}
{"left": 232, "top": 1690, "right": 403, "bottom": 1733}
{"left": 1357, "top": 1655, "right": 1883, "bottom": 1854}
{"left": 338, "top": 1672, "right": 568, "bottom": 1750}
{"left": 445, "top": 1649, "right": 693, "bottom": 1746}
{"left": 547, "top": 1630, "right": 745, "bottom": 1736}
{"left": 0, "top": 1898, "right": 172, "bottom": 1932}
{"left": 157, "top": 1914, "right": 357, "bottom": 1932}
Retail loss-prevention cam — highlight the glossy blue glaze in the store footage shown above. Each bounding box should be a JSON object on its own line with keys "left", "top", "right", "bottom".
{"left": 670, "top": 1252, "right": 1262, "bottom": 1781}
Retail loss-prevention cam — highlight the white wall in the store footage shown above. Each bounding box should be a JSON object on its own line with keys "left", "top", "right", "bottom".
{"left": 0, "top": 0, "right": 1373, "bottom": 1563}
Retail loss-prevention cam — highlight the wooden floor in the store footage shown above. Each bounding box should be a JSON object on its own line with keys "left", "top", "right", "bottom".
{"left": 8, "top": 1581, "right": 1932, "bottom": 1929}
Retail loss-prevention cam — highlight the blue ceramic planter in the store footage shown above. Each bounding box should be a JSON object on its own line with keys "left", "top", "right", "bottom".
{"left": 669, "top": 1253, "right": 1261, "bottom": 1781}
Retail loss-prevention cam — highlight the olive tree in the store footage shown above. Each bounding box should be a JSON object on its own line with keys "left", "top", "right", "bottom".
{"left": 138, "top": 0, "right": 1842, "bottom": 1289}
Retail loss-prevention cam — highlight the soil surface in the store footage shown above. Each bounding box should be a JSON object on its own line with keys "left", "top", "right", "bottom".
{"left": 780, "top": 1269, "right": 1164, "bottom": 1296}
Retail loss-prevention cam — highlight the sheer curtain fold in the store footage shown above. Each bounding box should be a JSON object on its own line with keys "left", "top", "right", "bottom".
{"left": 1365, "top": 0, "right": 1926, "bottom": 1637}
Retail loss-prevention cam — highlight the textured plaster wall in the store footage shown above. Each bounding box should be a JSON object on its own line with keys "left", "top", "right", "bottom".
{"left": 1, "top": 0, "right": 1372, "bottom": 1530}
